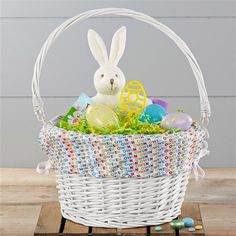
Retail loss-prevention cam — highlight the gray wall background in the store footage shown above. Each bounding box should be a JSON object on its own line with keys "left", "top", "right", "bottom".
{"left": 0, "top": 0, "right": 235, "bottom": 168}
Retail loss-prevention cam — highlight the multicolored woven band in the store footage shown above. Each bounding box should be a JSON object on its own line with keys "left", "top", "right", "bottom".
{"left": 39, "top": 117, "right": 207, "bottom": 178}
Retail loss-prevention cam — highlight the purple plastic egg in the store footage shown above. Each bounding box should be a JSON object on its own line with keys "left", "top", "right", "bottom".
{"left": 150, "top": 98, "right": 168, "bottom": 111}
{"left": 161, "top": 112, "right": 193, "bottom": 131}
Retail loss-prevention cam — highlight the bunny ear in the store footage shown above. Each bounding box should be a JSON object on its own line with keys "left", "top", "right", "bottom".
{"left": 88, "top": 29, "right": 109, "bottom": 66}
{"left": 109, "top": 26, "right": 126, "bottom": 66}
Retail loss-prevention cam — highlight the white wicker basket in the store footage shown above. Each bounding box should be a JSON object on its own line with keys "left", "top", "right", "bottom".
{"left": 57, "top": 172, "right": 190, "bottom": 228}
{"left": 32, "top": 8, "right": 211, "bottom": 228}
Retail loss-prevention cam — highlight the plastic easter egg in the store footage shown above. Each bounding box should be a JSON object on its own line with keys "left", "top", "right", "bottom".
{"left": 86, "top": 103, "right": 119, "bottom": 130}
{"left": 188, "top": 227, "right": 196, "bottom": 232}
{"left": 155, "top": 226, "right": 162, "bottom": 231}
{"left": 139, "top": 104, "right": 167, "bottom": 123}
{"left": 161, "top": 112, "right": 193, "bottom": 131}
{"left": 183, "top": 217, "right": 195, "bottom": 228}
{"left": 150, "top": 98, "right": 168, "bottom": 111}
{"left": 195, "top": 225, "right": 203, "bottom": 230}
{"left": 119, "top": 80, "right": 147, "bottom": 114}
{"left": 170, "top": 220, "right": 185, "bottom": 229}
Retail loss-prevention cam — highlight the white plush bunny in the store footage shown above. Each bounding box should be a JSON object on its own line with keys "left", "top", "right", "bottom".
{"left": 88, "top": 26, "right": 127, "bottom": 107}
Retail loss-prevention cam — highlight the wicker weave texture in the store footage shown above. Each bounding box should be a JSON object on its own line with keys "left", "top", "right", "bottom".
{"left": 57, "top": 171, "right": 190, "bottom": 228}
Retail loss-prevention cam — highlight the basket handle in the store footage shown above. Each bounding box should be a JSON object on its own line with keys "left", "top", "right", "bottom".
{"left": 32, "top": 8, "right": 211, "bottom": 125}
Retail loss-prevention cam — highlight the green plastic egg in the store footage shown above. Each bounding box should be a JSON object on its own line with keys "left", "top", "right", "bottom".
{"left": 86, "top": 103, "right": 119, "bottom": 130}
{"left": 170, "top": 220, "right": 185, "bottom": 229}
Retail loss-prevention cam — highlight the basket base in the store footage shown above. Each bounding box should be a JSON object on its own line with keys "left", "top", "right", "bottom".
{"left": 60, "top": 208, "right": 181, "bottom": 229}
{"left": 56, "top": 172, "right": 190, "bottom": 228}
{"left": 34, "top": 202, "right": 205, "bottom": 235}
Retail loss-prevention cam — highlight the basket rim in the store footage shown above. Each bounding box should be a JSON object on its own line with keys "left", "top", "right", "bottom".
{"left": 46, "top": 116, "right": 205, "bottom": 139}
{"left": 40, "top": 116, "right": 207, "bottom": 178}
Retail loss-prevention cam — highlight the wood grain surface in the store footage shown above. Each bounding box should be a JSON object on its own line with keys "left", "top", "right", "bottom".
{"left": 35, "top": 202, "right": 205, "bottom": 235}
{"left": 0, "top": 168, "right": 236, "bottom": 236}
{"left": 1, "top": 168, "right": 235, "bottom": 205}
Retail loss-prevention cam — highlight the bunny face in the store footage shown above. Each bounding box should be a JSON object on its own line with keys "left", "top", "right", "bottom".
{"left": 88, "top": 26, "right": 127, "bottom": 98}
{"left": 94, "top": 65, "right": 126, "bottom": 95}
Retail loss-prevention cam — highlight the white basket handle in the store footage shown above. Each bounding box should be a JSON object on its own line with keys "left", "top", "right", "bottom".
{"left": 32, "top": 8, "right": 211, "bottom": 125}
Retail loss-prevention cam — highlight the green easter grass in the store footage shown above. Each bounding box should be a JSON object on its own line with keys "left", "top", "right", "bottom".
{"left": 57, "top": 110, "right": 181, "bottom": 135}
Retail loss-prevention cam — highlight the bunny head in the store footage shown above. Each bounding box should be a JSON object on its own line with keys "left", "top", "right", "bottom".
{"left": 88, "top": 26, "right": 126, "bottom": 96}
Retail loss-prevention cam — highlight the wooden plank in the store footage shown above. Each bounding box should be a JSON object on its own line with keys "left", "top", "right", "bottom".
{"left": 1, "top": 168, "right": 236, "bottom": 205}
{"left": 14, "top": 203, "right": 236, "bottom": 236}
{"left": 1, "top": 168, "right": 235, "bottom": 186}
{"left": 200, "top": 204, "right": 236, "bottom": 236}
{"left": 34, "top": 202, "right": 62, "bottom": 236}
{"left": 93, "top": 227, "right": 117, "bottom": 235}
{"left": 0, "top": 205, "right": 41, "bottom": 236}
{"left": 0, "top": 185, "right": 58, "bottom": 205}
{"left": 63, "top": 219, "right": 88, "bottom": 236}
{"left": 150, "top": 223, "right": 175, "bottom": 235}
{"left": 0, "top": 168, "right": 56, "bottom": 186}
{"left": 0, "top": 169, "right": 235, "bottom": 236}
{"left": 150, "top": 203, "right": 204, "bottom": 235}
{"left": 36, "top": 203, "right": 202, "bottom": 235}
{"left": 185, "top": 177, "right": 236, "bottom": 204}
{"left": 180, "top": 203, "right": 204, "bottom": 235}
{"left": 118, "top": 226, "right": 147, "bottom": 236}
{"left": 37, "top": 202, "right": 176, "bottom": 235}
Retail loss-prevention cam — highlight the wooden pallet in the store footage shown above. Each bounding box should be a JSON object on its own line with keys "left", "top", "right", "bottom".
{"left": 34, "top": 202, "right": 205, "bottom": 236}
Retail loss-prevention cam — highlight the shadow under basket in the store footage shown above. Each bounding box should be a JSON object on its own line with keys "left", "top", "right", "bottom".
{"left": 32, "top": 8, "right": 211, "bottom": 229}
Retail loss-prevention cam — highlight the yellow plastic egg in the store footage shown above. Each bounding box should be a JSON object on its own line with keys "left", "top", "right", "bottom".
{"left": 86, "top": 103, "right": 119, "bottom": 130}
{"left": 119, "top": 80, "right": 147, "bottom": 114}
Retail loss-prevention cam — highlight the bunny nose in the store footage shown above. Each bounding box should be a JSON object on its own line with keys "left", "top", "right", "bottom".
{"left": 110, "top": 78, "right": 114, "bottom": 85}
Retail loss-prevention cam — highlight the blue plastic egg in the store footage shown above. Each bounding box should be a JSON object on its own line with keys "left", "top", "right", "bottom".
{"left": 139, "top": 104, "right": 167, "bottom": 123}
{"left": 182, "top": 217, "right": 195, "bottom": 228}
{"left": 155, "top": 226, "right": 162, "bottom": 231}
